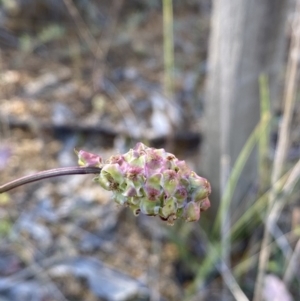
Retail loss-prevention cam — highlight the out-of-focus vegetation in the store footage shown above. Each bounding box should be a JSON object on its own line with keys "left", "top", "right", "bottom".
{"left": 0, "top": 0, "right": 299, "bottom": 301}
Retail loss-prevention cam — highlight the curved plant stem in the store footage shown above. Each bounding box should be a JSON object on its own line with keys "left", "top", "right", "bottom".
{"left": 0, "top": 166, "right": 102, "bottom": 193}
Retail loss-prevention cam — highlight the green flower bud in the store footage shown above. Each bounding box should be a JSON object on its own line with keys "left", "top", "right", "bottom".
{"left": 161, "top": 197, "right": 177, "bottom": 219}
{"left": 122, "top": 185, "right": 138, "bottom": 197}
{"left": 129, "top": 203, "right": 141, "bottom": 216}
{"left": 183, "top": 201, "right": 201, "bottom": 222}
{"left": 113, "top": 193, "right": 127, "bottom": 206}
{"left": 129, "top": 197, "right": 141, "bottom": 205}
{"left": 98, "top": 164, "right": 124, "bottom": 190}
{"left": 174, "top": 186, "right": 188, "bottom": 206}
{"left": 189, "top": 173, "right": 211, "bottom": 201}
{"left": 146, "top": 173, "right": 162, "bottom": 191}
{"left": 140, "top": 199, "right": 160, "bottom": 216}
{"left": 162, "top": 170, "right": 178, "bottom": 196}
{"left": 124, "top": 149, "right": 146, "bottom": 167}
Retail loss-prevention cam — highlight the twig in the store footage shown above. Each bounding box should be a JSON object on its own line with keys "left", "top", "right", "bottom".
{"left": 233, "top": 230, "right": 300, "bottom": 281}
{"left": 268, "top": 158, "right": 300, "bottom": 231}
{"left": 0, "top": 254, "right": 65, "bottom": 291}
{"left": 253, "top": 1, "right": 300, "bottom": 300}
{"left": 91, "top": 0, "right": 124, "bottom": 83}
{"left": 0, "top": 166, "right": 101, "bottom": 193}
{"left": 284, "top": 238, "right": 300, "bottom": 285}
{"left": 197, "top": 229, "right": 250, "bottom": 301}
{"left": 62, "top": 0, "right": 99, "bottom": 57}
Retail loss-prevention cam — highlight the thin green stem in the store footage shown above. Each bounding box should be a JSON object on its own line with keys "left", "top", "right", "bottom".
{"left": 163, "top": 0, "right": 174, "bottom": 99}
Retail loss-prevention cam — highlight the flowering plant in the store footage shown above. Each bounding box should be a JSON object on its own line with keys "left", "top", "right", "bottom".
{"left": 0, "top": 143, "right": 211, "bottom": 225}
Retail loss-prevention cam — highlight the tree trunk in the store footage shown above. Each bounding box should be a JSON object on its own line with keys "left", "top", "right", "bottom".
{"left": 201, "top": 0, "right": 288, "bottom": 215}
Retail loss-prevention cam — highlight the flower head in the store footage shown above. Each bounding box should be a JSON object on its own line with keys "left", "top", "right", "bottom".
{"left": 78, "top": 143, "right": 211, "bottom": 225}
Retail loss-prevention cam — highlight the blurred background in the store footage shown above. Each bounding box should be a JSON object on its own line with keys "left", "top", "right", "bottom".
{"left": 0, "top": 0, "right": 299, "bottom": 300}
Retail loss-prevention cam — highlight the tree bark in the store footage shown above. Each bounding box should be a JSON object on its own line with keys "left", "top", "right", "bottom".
{"left": 201, "top": 0, "right": 288, "bottom": 215}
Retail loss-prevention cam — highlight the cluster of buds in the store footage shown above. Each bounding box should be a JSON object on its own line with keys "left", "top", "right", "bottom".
{"left": 77, "top": 143, "right": 211, "bottom": 225}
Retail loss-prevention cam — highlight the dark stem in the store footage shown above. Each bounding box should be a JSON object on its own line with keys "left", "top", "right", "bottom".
{"left": 0, "top": 166, "right": 102, "bottom": 193}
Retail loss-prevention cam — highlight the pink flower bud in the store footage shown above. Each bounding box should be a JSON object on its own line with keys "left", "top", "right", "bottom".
{"left": 200, "top": 197, "right": 211, "bottom": 211}
{"left": 76, "top": 150, "right": 102, "bottom": 167}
